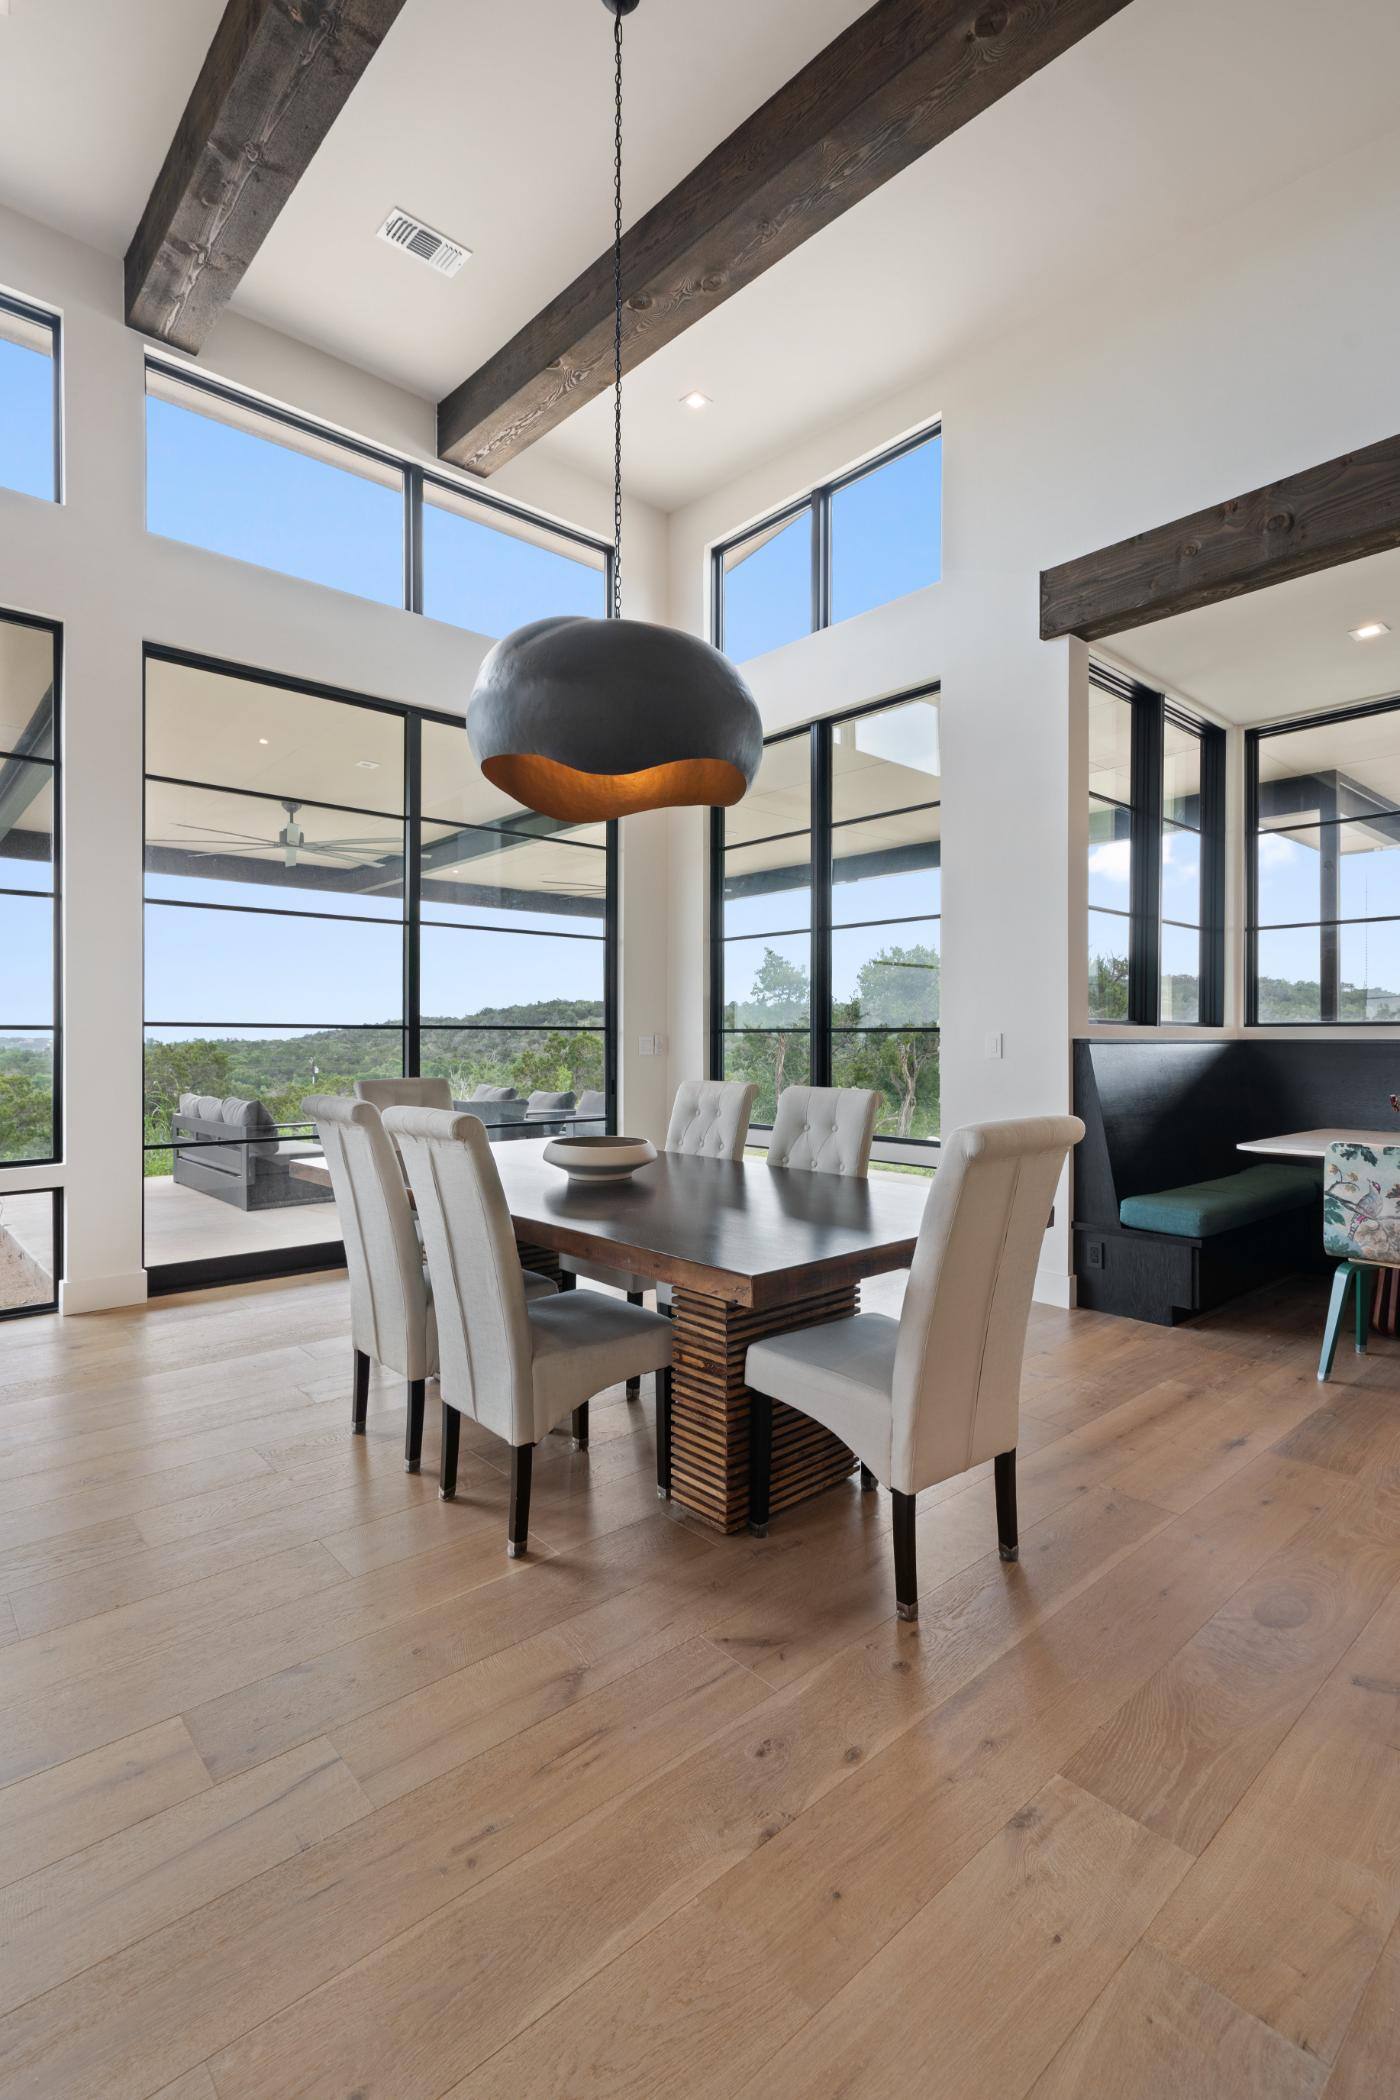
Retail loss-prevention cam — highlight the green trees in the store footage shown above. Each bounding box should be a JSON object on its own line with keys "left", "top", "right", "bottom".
{"left": 0, "top": 1065, "right": 52, "bottom": 1160}
{"left": 725, "top": 939, "right": 941, "bottom": 1139}
{"left": 833, "top": 940, "right": 940, "bottom": 1139}
{"left": 722, "top": 947, "right": 810, "bottom": 1122}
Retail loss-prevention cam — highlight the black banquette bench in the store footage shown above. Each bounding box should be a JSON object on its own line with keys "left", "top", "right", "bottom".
{"left": 1073, "top": 1039, "right": 1400, "bottom": 1325}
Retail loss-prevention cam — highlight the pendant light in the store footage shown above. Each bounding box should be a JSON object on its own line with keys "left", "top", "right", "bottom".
{"left": 466, "top": 0, "right": 762, "bottom": 824}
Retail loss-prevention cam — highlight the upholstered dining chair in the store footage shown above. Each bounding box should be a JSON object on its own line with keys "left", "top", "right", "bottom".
{"left": 561, "top": 1078, "right": 758, "bottom": 1394}
{"left": 354, "top": 1077, "right": 453, "bottom": 1113}
{"left": 766, "top": 1085, "right": 880, "bottom": 1177}
{"left": 307, "top": 1095, "right": 556, "bottom": 1471}
{"left": 1318, "top": 1140, "right": 1400, "bottom": 1380}
{"left": 728, "top": 1115, "right": 1084, "bottom": 1623}
{"left": 385, "top": 1106, "right": 674, "bottom": 1556}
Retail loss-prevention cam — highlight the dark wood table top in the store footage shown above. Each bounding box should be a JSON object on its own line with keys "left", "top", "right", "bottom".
{"left": 494, "top": 1141, "right": 929, "bottom": 1308}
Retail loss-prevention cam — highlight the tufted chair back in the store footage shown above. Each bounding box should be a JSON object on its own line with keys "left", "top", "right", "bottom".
{"left": 767, "top": 1086, "right": 878, "bottom": 1177}
{"left": 355, "top": 1077, "right": 453, "bottom": 1113}
{"left": 664, "top": 1079, "right": 757, "bottom": 1161}
{"left": 304, "top": 1096, "right": 434, "bottom": 1381}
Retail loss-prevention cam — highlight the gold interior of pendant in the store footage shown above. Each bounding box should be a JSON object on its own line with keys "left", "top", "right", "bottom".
{"left": 482, "top": 754, "right": 748, "bottom": 821}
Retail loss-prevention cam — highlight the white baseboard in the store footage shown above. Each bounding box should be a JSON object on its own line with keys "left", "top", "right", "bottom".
{"left": 1033, "top": 1266, "right": 1076, "bottom": 1310}
{"left": 59, "top": 1270, "right": 150, "bottom": 1315}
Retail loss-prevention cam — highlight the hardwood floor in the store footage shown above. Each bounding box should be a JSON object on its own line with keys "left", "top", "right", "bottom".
{"left": 0, "top": 1268, "right": 1396, "bottom": 2097}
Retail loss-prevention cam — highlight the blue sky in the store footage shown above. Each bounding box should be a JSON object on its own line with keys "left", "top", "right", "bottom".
{"left": 0, "top": 337, "right": 54, "bottom": 502}
{"left": 722, "top": 436, "right": 941, "bottom": 662}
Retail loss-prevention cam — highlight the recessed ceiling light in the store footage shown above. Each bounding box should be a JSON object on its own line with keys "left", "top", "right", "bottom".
{"left": 680, "top": 390, "right": 711, "bottom": 411}
{"left": 258, "top": 737, "right": 269, "bottom": 745}
{"left": 356, "top": 759, "right": 381, "bottom": 770}
{"left": 1350, "top": 622, "right": 1391, "bottom": 641}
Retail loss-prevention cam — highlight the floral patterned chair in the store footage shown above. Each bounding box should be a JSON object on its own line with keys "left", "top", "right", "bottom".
{"left": 1319, "top": 1141, "right": 1400, "bottom": 1380}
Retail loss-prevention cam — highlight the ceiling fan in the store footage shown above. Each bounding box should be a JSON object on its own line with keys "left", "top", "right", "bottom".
{"left": 151, "top": 799, "right": 393, "bottom": 872}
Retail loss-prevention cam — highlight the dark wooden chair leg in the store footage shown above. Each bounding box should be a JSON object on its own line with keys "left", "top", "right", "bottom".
{"left": 404, "top": 1378, "right": 425, "bottom": 1472}
{"left": 892, "top": 1489, "right": 917, "bottom": 1622}
{"left": 995, "top": 1449, "right": 1018, "bottom": 1562}
{"left": 508, "top": 1444, "right": 533, "bottom": 1557}
{"left": 748, "top": 1393, "right": 773, "bottom": 1537}
{"left": 626, "top": 1291, "right": 643, "bottom": 1398}
{"left": 571, "top": 1400, "right": 589, "bottom": 1451}
{"left": 860, "top": 1463, "right": 878, "bottom": 1492}
{"left": 1319, "top": 1261, "right": 1355, "bottom": 1382}
{"left": 1356, "top": 1266, "right": 1372, "bottom": 1354}
{"left": 439, "top": 1403, "right": 460, "bottom": 1501}
{"left": 656, "top": 1366, "right": 672, "bottom": 1499}
{"left": 351, "top": 1348, "right": 369, "bottom": 1434}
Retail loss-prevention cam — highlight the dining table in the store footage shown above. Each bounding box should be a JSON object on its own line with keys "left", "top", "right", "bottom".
{"left": 294, "top": 1137, "right": 930, "bottom": 1534}
{"left": 1236, "top": 1127, "right": 1398, "bottom": 1161}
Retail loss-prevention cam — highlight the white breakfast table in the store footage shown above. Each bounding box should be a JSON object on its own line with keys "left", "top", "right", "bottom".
{"left": 1237, "top": 1128, "right": 1398, "bottom": 1161}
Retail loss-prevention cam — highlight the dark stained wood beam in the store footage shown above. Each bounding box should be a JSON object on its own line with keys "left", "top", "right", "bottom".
{"left": 125, "top": 0, "right": 407, "bottom": 353}
{"left": 438, "top": 0, "right": 1135, "bottom": 475}
{"left": 1041, "top": 433, "right": 1400, "bottom": 641}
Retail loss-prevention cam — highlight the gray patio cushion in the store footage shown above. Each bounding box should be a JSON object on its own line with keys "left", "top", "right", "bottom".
{"left": 195, "top": 1096, "right": 224, "bottom": 1123}
{"left": 526, "top": 1090, "right": 576, "bottom": 1116}
{"left": 468, "top": 1084, "right": 518, "bottom": 1102}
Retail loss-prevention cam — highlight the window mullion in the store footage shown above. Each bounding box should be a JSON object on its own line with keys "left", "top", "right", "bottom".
{"left": 404, "top": 713, "right": 421, "bottom": 1079}
{"left": 1129, "top": 689, "right": 1164, "bottom": 1024}
{"left": 810, "top": 720, "right": 833, "bottom": 1086}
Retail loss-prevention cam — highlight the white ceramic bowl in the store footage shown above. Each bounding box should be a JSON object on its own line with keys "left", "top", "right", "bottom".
{"left": 543, "top": 1135, "right": 657, "bottom": 1183}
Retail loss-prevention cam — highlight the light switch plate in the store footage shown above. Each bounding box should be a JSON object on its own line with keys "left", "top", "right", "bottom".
{"left": 985, "top": 1032, "right": 1004, "bottom": 1060}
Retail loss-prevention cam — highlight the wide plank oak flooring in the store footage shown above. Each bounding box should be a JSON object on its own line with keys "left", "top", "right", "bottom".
{"left": 0, "top": 1268, "right": 1396, "bottom": 2097}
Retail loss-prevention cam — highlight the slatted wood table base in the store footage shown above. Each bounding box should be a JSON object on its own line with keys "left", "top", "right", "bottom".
{"left": 515, "top": 1237, "right": 563, "bottom": 1287}
{"left": 669, "top": 1282, "right": 859, "bottom": 1534}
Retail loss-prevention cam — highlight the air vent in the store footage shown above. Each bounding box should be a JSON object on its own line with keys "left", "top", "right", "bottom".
{"left": 377, "top": 209, "right": 471, "bottom": 278}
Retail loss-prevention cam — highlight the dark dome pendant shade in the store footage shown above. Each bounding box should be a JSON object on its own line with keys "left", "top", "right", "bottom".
{"left": 464, "top": 0, "right": 761, "bottom": 824}
{"left": 470, "top": 616, "right": 764, "bottom": 822}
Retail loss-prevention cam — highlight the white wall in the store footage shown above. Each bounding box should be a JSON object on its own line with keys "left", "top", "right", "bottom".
{"left": 0, "top": 200, "right": 670, "bottom": 1311}
{"left": 665, "top": 121, "right": 1400, "bottom": 1302}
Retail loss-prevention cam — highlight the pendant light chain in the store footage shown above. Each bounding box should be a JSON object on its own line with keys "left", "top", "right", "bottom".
{"left": 611, "top": 6, "right": 624, "bottom": 621}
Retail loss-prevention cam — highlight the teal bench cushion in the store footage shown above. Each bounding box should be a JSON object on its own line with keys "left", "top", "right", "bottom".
{"left": 1119, "top": 1163, "right": 1320, "bottom": 1239}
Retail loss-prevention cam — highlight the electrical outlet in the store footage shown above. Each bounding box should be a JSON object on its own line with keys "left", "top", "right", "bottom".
{"left": 1086, "top": 1239, "right": 1105, "bottom": 1270}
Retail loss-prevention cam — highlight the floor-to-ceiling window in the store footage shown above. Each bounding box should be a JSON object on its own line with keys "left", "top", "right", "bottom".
{"left": 0, "top": 609, "right": 61, "bottom": 1314}
{"left": 712, "top": 687, "right": 940, "bottom": 1150}
{"left": 143, "top": 653, "right": 616, "bottom": 1288}
{"left": 1248, "top": 695, "right": 1400, "bottom": 1022}
{"left": 1088, "top": 665, "right": 1225, "bottom": 1026}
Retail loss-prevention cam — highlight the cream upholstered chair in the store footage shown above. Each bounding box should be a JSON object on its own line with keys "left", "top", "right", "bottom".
{"left": 767, "top": 1085, "right": 879, "bottom": 1177}
{"left": 354, "top": 1077, "right": 453, "bottom": 1113}
{"left": 738, "top": 1116, "right": 1083, "bottom": 1622}
{"left": 562, "top": 1078, "right": 757, "bottom": 1394}
{"left": 386, "top": 1106, "right": 674, "bottom": 1556}
{"left": 308, "top": 1095, "right": 554, "bottom": 1471}
{"left": 305, "top": 1094, "right": 436, "bottom": 1472}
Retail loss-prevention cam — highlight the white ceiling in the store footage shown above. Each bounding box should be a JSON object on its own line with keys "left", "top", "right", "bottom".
{"left": 4, "top": 1, "right": 1400, "bottom": 511}
{"left": 0, "top": 1, "right": 226, "bottom": 257}
{"left": 1106, "top": 544, "right": 1400, "bottom": 728}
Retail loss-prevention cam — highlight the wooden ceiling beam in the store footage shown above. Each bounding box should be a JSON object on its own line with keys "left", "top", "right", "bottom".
{"left": 1040, "top": 433, "right": 1400, "bottom": 641}
{"left": 125, "top": 0, "right": 407, "bottom": 354}
{"left": 438, "top": 0, "right": 1135, "bottom": 476}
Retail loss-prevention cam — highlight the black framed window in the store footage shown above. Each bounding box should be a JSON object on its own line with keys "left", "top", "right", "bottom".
{"left": 0, "top": 1188, "right": 60, "bottom": 1319}
{"left": 713, "top": 687, "right": 940, "bottom": 1146}
{"left": 712, "top": 427, "right": 941, "bottom": 662}
{"left": 1248, "top": 695, "right": 1400, "bottom": 1023}
{"left": 1088, "top": 665, "right": 1224, "bottom": 1026}
{"left": 144, "top": 361, "right": 612, "bottom": 620}
{"left": 142, "top": 650, "right": 616, "bottom": 1289}
{"left": 0, "top": 610, "right": 60, "bottom": 1169}
{"left": 0, "top": 292, "right": 60, "bottom": 503}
